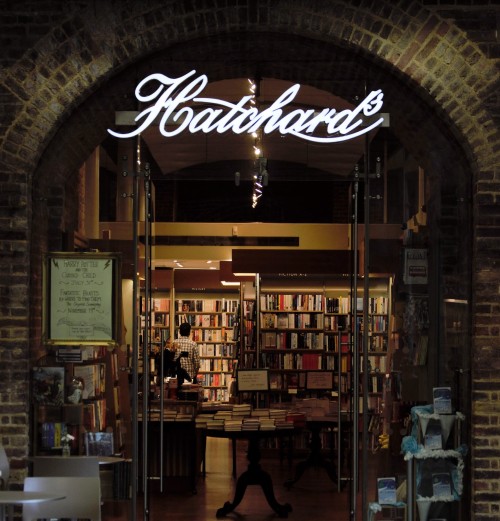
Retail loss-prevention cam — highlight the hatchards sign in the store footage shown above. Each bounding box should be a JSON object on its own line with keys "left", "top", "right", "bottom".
{"left": 108, "top": 70, "right": 386, "bottom": 143}
{"left": 43, "top": 253, "right": 121, "bottom": 345}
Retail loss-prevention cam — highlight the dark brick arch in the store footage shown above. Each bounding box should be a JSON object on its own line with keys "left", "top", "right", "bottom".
{"left": 2, "top": 0, "right": 497, "bottom": 179}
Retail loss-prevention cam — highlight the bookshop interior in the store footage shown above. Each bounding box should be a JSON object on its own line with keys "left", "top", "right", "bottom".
{"left": 29, "top": 76, "right": 471, "bottom": 521}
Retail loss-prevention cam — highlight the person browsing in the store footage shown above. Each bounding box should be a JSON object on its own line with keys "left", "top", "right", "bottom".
{"left": 172, "top": 322, "right": 200, "bottom": 383}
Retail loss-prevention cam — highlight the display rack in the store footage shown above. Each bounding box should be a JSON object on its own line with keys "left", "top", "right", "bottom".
{"left": 404, "top": 405, "right": 466, "bottom": 521}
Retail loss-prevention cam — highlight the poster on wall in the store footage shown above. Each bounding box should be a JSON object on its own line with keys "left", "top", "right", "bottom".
{"left": 403, "top": 248, "right": 428, "bottom": 285}
{"left": 43, "top": 252, "right": 121, "bottom": 345}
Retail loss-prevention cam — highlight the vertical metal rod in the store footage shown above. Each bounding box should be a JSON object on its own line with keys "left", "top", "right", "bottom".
{"left": 337, "top": 330, "right": 342, "bottom": 491}
{"left": 407, "top": 457, "right": 413, "bottom": 521}
{"left": 362, "top": 129, "right": 371, "bottom": 521}
{"left": 255, "top": 274, "right": 261, "bottom": 407}
{"left": 141, "top": 151, "right": 150, "bottom": 521}
{"left": 351, "top": 171, "right": 359, "bottom": 521}
{"left": 131, "top": 151, "right": 140, "bottom": 521}
{"left": 255, "top": 272, "right": 261, "bottom": 369}
{"left": 159, "top": 306, "right": 165, "bottom": 493}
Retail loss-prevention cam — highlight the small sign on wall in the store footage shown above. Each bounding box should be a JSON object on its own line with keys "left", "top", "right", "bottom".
{"left": 403, "top": 248, "right": 428, "bottom": 285}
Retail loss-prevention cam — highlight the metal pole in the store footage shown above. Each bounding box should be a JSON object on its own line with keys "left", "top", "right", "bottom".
{"left": 362, "top": 129, "right": 371, "bottom": 521}
{"left": 337, "top": 330, "right": 342, "bottom": 491}
{"left": 131, "top": 150, "right": 140, "bottom": 521}
{"left": 407, "top": 457, "right": 414, "bottom": 521}
{"left": 351, "top": 168, "right": 360, "bottom": 521}
{"left": 141, "top": 154, "right": 151, "bottom": 521}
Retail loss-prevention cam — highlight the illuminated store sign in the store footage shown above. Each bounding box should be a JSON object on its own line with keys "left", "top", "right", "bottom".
{"left": 108, "top": 70, "right": 385, "bottom": 143}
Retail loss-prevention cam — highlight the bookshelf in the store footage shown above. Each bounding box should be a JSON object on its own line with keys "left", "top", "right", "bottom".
{"left": 240, "top": 281, "right": 257, "bottom": 369}
{"left": 140, "top": 294, "right": 172, "bottom": 361}
{"left": 175, "top": 294, "right": 239, "bottom": 402}
{"left": 252, "top": 276, "right": 392, "bottom": 411}
{"left": 32, "top": 344, "right": 130, "bottom": 458}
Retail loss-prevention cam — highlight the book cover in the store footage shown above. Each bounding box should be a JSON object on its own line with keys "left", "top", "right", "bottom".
{"left": 433, "top": 386, "right": 452, "bottom": 414}
{"left": 32, "top": 366, "right": 65, "bottom": 405}
{"left": 424, "top": 419, "right": 442, "bottom": 449}
{"left": 432, "top": 472, "right": 452, "bottom": 498}
{"left": 85, "top": 431, "right": 114, "bottom": 456}
{"left": 377, "top": 476, "right": 397, "bottom": 504}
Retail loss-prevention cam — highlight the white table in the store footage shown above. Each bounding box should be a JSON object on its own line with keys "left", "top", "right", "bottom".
{"left": 0, "top": 491, "right": 65, "bottom": 521}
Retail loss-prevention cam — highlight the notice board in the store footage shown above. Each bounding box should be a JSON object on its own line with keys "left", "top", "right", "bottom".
{"left": 43, "top": 252, "right": 121, "bottom": 345}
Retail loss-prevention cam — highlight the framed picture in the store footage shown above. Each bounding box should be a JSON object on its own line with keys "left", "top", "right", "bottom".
{"left": 237, "top": 369, "right": 269, "bottom": 392}
{"left": 306, "top": 370, "right": 334, "bottom": 390}
{"left": 32, "top": 366, "right": 65, "bottom": 405}
{"left": 42, "top": 252, "right": 121, "bottom": 346}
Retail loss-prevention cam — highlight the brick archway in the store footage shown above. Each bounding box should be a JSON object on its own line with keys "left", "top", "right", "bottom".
{"left": 2, "top": 1, "right": 496, "bottom": 178}
{"left": 1, "top": 2, "right": 498, "bottom": 518}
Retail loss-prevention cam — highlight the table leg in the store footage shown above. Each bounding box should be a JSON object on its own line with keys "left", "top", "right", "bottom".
{"left": 285, "top": 426, "right": 337, "bottom": 489}
{"left": 216, "top": 436, "right": 292, "bottom": 518}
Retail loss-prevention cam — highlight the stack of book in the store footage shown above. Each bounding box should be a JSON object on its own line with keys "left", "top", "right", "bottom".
{"left": 195, "top": 413, "right": 215, "bottom": 428}
{"left": 251, "top": 408, "right": 271, "bottom": 418}
{"left": 260, "top": 418, "right": 276, "bottom": 431}
{"left": 232, "top": 404, "right": 252, "bottom": 418}
{"left": 269, "top": 409, "right": 288, "bottom": 423}
{"left": 286, "top": 412, "right": 307, "bottom": 427}
{"left": 242, "top": 418, "right": 261, "bottom": 431}
{"left": 206, "top": 418, "right": 225, "bottom": 430}
{"left": 224, "top": 419, "right": 243, "bottom": 431}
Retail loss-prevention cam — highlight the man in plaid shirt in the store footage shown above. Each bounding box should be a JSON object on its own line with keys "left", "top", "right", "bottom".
{"left": 173, "top": 322, "right": 200, "bottom": 383}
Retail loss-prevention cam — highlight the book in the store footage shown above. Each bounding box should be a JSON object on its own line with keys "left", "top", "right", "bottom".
{"left": 433, "top": 386, "right": 452, "bottom": 414}
{"left": 377, "top": 476, "right": 397, "bottom": 504}
{"left": 84, "top": 431, "right": 114, "bottom": 456}
{"left": 424, "top": 419, "right": 442, "bottom": 449}
{"left": 32, "top": 366, "right": 65, "bottom": 405}
{"left": 74, "top": 363, "right": 106, "bottom": 399}
{"left": 432, "top": 472, "right": 452, "bottom": 498}
{"left": 40, "top": 421, "right": 66, "bottom": 449}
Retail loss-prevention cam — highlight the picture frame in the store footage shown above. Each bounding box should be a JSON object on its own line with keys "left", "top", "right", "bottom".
{"left": 42, "top": 252, "right": 122, "bottom": 346}
{"left": 237, "top": 369, "right": 270, "bottom": 392}
{"left": 32, "top": 366, "right": 65, "bottom": 405}
{"left": 306, "top": 370, "right": 334, "bottom": 390}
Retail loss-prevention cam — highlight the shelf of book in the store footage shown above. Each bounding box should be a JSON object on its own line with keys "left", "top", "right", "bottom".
{"left": 139, "top": 293, "right": 172, "bottom": 381}
{"left": 175, "top": 295, "right": 239, "bottom": 402}
{"left": 32, "top": 343, "right": 130, "bottom": 458}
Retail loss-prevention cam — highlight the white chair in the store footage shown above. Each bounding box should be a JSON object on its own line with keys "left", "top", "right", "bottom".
{"left": 23, "top": 476, "right": 101, "bottom": 521}
{"left": 0, "top": 445, "right": 9, "bottom": 489}
{"left": 32, "top": 456, "right": 100, "bottom": 477}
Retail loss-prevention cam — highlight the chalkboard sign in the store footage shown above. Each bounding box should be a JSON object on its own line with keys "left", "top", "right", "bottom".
{"left": 237, "top": 369, "right": 269, "bottom": 392}
{"left": 43, "top": 252, "right": 121, "bottom": 345}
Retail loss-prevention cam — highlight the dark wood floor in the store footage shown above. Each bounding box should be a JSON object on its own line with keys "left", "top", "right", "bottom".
{"left": 104, "top": 437, "right": 405, "bottom": 521}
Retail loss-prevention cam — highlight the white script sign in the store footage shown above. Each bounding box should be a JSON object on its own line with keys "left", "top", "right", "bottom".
{"left": 108, "top": 70, "right": 385, "bottom": 143}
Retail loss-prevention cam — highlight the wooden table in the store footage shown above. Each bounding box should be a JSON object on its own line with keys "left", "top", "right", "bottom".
{"left": 0, "top": 491, "right": 65, "bottom": 521}
{"left": 284, "top": 416, "right": 344, "bottom": 490}
{"left": 205, "top": 428, "right": 293, "bottom": 518}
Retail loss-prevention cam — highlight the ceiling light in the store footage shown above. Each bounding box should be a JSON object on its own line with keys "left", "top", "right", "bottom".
{"left": 221, "top": 280, "right": 241, "bottom": 286}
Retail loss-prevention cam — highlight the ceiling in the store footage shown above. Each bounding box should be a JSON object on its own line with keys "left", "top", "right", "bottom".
{"left": 138, "top": 77, "right": 373, "bottom": 179}
{"left": 109, "top": 77, "right": 389, "bottom": 273}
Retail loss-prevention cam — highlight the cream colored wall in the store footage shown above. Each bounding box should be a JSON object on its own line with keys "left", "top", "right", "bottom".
{"left": 100, "top": 221, "right": 402, "bottom": 264}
